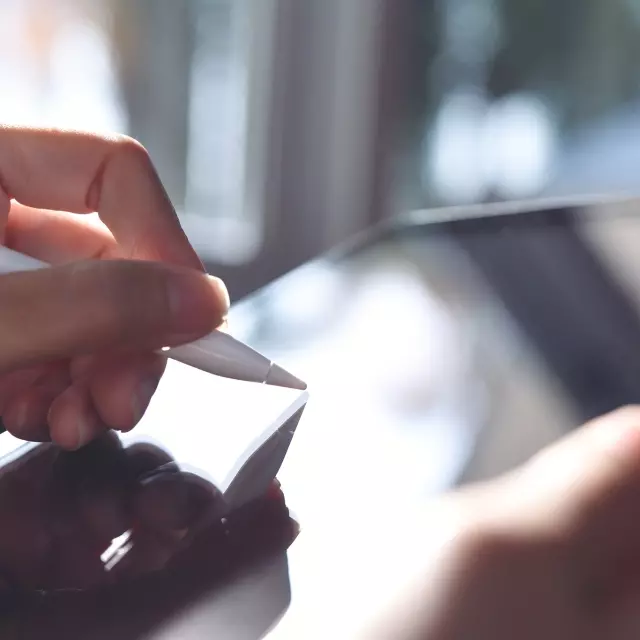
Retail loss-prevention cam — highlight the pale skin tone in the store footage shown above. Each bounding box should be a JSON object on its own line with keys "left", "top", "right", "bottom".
{"left": 3, "top": 126, "right": 640, "bottom": 639}
{"left": 357, "top": 407, "right": 640, "bottom": 640}
{"left": 0, "top": 126, "right": 228, "bottom": 450}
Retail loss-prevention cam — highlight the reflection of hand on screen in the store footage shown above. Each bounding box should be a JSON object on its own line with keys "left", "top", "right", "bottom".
{"left": 0, "top": 432, "right": 297, "bottom": 638}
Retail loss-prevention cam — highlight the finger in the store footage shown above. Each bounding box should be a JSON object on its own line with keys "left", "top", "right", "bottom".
{"left": 59, "top": 351, "right": 166, "bottom": 434}
{"left": 2, "top": 364, "right": 70, "bottom": 441}
{"left": 517, "top": 406, "right": 640, "bottom": 583}
{"left": 0, "top": 127, "right": 202, "bottom": 269}
{"left": 0, "top": 365, "right": 47, "bottom": 414}
{"left": 0, "top": 180, "right": 8, "bottom": 243}
{"left": 6, "top": 201, "right": 117, "bottom": 264}
{"left": 0, "top": 353, "right": 165, "bottom": 444}
{"left": 47, "top": 385, "right": 107, "bottom": 450}
{"left": 0, "top": 259, "right": 228, "bottom": 372}
{"left": 87, "top": 352, "right": 166, "bottom": 432}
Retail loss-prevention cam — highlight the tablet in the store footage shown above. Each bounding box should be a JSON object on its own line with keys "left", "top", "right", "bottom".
{"left": 3, "top": 195, "right": 640, "bottom": 637}
{"left": 238, "top": 195, "right": 640, "bottom": 636}
{"left": 238, "top": 195, "right": 640, "bottom": 502}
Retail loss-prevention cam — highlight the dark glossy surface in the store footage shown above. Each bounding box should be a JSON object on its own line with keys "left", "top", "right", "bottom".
{"left": 0, "top": 434, "right": 297, "bottom": 639}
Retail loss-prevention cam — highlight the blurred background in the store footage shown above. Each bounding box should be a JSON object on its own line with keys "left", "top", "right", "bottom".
{"left": 6, "top": 5, "right": 640, "bottom": 626}
{"left": 4, "top": 0, "right": 640, "bottom": 298}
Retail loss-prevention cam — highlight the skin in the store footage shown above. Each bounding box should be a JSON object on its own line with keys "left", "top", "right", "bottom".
{"left": 0, "top": 126, "right": 229, "bottom": 449}
{"left": 5, "top": 126, "right": 640, "bottom": 638}
{"left": 357, "top": 406, "right": 640, "bottom": 640}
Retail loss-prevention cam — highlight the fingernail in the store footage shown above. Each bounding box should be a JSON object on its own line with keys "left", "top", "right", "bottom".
{"left": 131, "top": 376, "right": 160, "bottom": 425}
{"left": 166, "top": 271, "right": 230, "bottom": 338}
{"left": 208, "top": 275, "right": 230, "bottom": 309}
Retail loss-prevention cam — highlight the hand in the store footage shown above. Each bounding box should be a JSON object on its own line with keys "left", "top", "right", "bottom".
{"left": 362, "top": 407, "right": 640, "bottom": 640}
{"left": 0, "top": 127, "right": 229, "bottom": 449}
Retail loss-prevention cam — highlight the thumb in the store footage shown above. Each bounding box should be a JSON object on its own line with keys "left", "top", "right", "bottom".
{"left": 513, "top": 406, "right": 640, "bottom": 587}
{"left": 0, "top": 260, "right": 229, "bottom": 371}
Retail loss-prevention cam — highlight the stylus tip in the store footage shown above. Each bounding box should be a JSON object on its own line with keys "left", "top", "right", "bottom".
{"left": 265, "top": 363, "right": 308, "bottom": 391}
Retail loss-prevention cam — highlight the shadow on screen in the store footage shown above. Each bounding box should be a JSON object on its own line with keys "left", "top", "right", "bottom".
{"left": 0, "top": 436, "right": 297, "bottom": 639}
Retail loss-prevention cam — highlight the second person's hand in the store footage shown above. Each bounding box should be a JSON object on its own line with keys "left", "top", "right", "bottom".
{"left": 0, "top": 126, "right": 229, "bottom": 449}
{"left": 356, "top": 407, "right": 640, "bottom": 640}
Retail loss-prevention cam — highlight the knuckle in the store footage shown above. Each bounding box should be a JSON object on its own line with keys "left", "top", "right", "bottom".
{"left": 109, "top": 134, "right": 153, "bottom": 170}
{"left": 85, "top": 134, "right": 154, "bottom": 211}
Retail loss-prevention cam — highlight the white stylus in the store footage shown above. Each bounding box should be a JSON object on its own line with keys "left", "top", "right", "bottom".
{"left": 0, "top": 246, "right": 307, "bottom": 391}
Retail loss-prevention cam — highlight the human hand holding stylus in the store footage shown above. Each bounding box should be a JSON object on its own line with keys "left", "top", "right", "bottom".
{"left": 0, "top": 126, "right": 229, "bottom": 449}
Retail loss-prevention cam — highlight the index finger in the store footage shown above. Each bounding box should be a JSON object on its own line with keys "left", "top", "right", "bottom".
{"left": 0, "top": 127, "right": 203, "bottom": 269}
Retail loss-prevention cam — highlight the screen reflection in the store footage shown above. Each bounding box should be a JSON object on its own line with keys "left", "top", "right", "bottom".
{"left": 0, "top": 433, "right": 297, "bottom": 639}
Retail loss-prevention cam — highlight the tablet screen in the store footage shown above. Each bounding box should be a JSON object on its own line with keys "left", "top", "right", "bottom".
{"left": 3, "top": 196, "right": 640, "bottom": 638}
{"left": 232, "top": 197, "right": 640, "bottom": 498}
